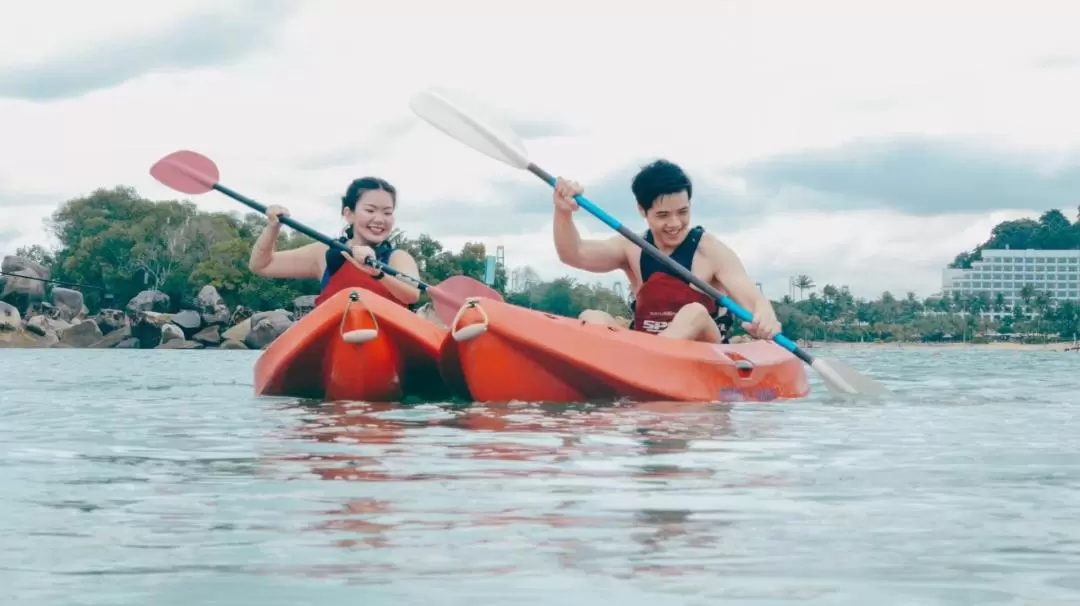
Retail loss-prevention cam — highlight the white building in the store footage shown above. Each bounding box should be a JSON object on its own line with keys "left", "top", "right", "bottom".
{"left": 942, "top": 249, "right": 1080, "bottom": 311}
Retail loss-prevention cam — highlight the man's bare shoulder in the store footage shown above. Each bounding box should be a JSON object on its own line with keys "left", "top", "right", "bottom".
{"left": 698, "top": 232, "right": 738, "bottom": 258}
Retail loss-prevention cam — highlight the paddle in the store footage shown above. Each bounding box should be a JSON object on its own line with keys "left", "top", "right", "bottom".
{"left": 148, "top": 150, "right": 502, "bottom": 327}
{"left": 408, "top": 87, "right": 890, "bottom": 396}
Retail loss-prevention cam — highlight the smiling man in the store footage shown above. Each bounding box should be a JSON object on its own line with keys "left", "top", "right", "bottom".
{"left": 550, "top": 159, "right": 781, "bottom": 344}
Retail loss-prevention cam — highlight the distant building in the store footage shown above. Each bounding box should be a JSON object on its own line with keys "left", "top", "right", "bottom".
{"left": 941, "top": 249, "right": 1080, "bottom": 313}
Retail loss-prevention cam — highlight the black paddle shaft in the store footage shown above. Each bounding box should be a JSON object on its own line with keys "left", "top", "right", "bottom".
{"left": 210, "top": 183, "right": 431, "bottom": 291}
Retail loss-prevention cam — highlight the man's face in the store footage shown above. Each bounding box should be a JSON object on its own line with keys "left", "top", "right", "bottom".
{"left": 640, "top": 191, "right": 691, "bottom": 248}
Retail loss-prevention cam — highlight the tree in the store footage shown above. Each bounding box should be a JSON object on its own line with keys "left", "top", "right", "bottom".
{"left": 793, "top": 274, "right": 815, "bottom": 300}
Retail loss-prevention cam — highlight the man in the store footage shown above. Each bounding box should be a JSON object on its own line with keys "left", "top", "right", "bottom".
{"left": 551, "top": 158, "right": 781, "bottom": 344}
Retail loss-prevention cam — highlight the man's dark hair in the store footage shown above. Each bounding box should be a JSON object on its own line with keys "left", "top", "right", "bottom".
{"left": 631, "top": 159, "right": 692, "bottom": 211}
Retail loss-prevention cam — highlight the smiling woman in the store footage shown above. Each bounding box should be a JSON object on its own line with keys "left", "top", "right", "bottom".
{"left": 247, "top": 176, "right": 422, "bottom": 308}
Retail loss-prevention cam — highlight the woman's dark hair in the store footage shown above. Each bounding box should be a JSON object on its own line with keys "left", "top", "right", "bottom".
{"left": 631, "top": 159, "right": 692, "bottom": 211}
{"left": 342, "top": 177, "right": 397, "bottom": 240}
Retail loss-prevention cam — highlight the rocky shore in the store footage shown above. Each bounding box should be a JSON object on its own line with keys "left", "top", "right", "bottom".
{"left": 1, "top": 255, "right": 303, "bottom": 350}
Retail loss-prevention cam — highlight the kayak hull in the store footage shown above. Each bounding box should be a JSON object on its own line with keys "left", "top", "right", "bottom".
{"left": 254, "top": 289, "right": 449, "bottom": 401}
{"left": 444, "top": 298, "right": 810, "bottom": 403}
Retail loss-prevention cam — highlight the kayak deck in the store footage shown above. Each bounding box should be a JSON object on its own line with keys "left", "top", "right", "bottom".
{"left": 254, "top": 289, "right": 449, "bottom": 401}
{"left": 442, "top": 297, "right": 810, "bottom": 403}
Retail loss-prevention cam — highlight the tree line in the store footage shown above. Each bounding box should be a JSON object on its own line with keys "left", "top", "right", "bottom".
{"left": 9, "top": 187, "right": 1080, "bottom": 342}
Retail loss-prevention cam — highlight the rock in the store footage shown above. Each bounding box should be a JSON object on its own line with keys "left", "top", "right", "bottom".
{"left": 202, "top": 303, "right": 230, "bottom": 327}
{"left": 93, "top": 309, "right": 128, "bottom": 335}
{"left": 59, "top": 320, "right": 103, "bottom": 348}
{"left": 192, "top": 325, "right": 222, "bottom": 346}
{"left": 230, "top": 305, "right": 253, "bottom": 325}
{"left": 196, "top": 285, "right": 225, "bottom": 309}
{"left": 0, "top": 327, "right": 48, "bottom": 348}
{"left": 293, "top": 295, "right": 317, "bottom": 314}
{"left": 171, "top": 309, "right": 202, "bottom": 338}
{"left": 24, "top": 315, "right": 70, "bottom": 344}
{"left": 196, "top": 285, "right": 231, "bottom": 326}
{"left": 50, "top": 287, "right": 84, "bottom": 321}
{"left": 2, "top": 255, "right": 50, "bottom": 280}
{"left": 89, "top": 325, "right": 133, "bottom": 348}
{"left": 115, "top": 338, "right": 140, "bottom": 349}
{"left": 157, "top": 339, "right": 204, "bottom": 350}
{"left": 0, "top": 301, "right": 20, "bottom": 331}
{"left": 131, "top": 312, "right": 166, "bottom": 349}
{"left": 0, "top": 268, "right": 46, "bottom": 306}
{"left": 160, "top": 323, "right": 184, "bottom": 344}
{"left": 125, "top": 290, "right": 170, "bottom": 314}
{"left": 222, "top": 318, "right": 252, "bottom": 343}
{"left": 244, "top": 310, "right": 294, "bottom": 350}
{"left": 219, "top": 339, "right": 248, "bottom": 350}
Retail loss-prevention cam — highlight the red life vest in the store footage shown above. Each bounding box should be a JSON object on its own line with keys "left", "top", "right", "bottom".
{"left": 629, "top": 226, "right": 734, "bottom": 342}
{"left": 313, "top": 241, "right": 407, "bottom": 308}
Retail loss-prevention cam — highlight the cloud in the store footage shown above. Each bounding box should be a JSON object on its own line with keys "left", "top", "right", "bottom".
{"left": 4, "top": 1, "right": 1080, "bottom": 302}
{"left": 1033, "top": 54, "right": 1080, "bottom": 69}
{"left": 0, "top": 1, "right": 292, "bottom": 101}
{"left": 735, "top": 137, "right": 1080, "bottom": 215}
{"left": 0, "top": 228, "right": 20, "bottom": 254}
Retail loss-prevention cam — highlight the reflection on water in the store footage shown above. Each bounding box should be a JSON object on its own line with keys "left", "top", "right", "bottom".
{"left": 3, "top": 348, "right": 1080, "bottom": 605}
{"left": 272, "top": 399, "right": 756, "bottom": 580}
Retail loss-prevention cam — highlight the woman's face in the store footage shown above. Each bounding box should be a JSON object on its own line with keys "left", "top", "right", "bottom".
{"left": 344, "top": 189, "right": 395, "bottom": 244}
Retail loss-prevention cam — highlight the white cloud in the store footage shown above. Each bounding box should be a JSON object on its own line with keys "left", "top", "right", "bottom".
{"left": 2, "top": 0, "right": 1080, "bottom": 300}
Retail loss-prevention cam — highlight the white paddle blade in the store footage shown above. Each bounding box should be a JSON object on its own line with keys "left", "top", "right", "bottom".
{"left": 409, "top": 86, "right": 531, "bottom": 170}
{"left": 811, "top": 357, "right": 891, "bottom": 395}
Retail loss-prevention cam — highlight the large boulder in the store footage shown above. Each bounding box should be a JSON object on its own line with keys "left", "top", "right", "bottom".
{"left": 192, "top": 325, "right": 222, "bottom": 346}
{"left": 125, "top": 290, "right": 170, "bottom": 314}
{"left": 0, "top": 301, "right": 20, "bottom": 331}
{"left": 196, "top": 285, "right": 231, "bottom": 326}
{"left": 0, "top": 268, "right": 46, "bottom": 308}
{"left": 24, "top": 315, "right": 69, "bottom": 346}
{"left": 159, "top": 323, "right": 185, "bottom": 345}
{"left": 171, "top": 309, "right": 202, "bottom": 338}
{"left": 130, "top": 311, "right": 172, "bottom": 349}
{"left": 59, "top": 320, "right": 103, "bottom": 348}
{"left": 157, "top": 339, "right": 204, "bottom": 350}
{"left": 92, "top": 309, "right": 129, "bottom": 335}
{"left": 89, "top": 325, "right": 133, "bottom": 349}
{"left": 244, "top": 310, "right": 294, "bottom": 350}
{"left": 1, "top": 255, "right": 50, "bottom": 280}
{"left": 50, "top": 287, "right": 84, "bottom": 322}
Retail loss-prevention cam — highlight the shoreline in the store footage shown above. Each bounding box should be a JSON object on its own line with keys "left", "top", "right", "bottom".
{"left": 806, "top": 340, "right": 1078, "bottom": 351}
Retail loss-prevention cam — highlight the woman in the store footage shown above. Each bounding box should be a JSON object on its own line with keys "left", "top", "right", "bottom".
{"left": 248, "top": 176, "right": 421, "bottom": 308}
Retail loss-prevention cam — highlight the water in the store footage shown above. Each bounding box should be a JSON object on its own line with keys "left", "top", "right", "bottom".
{"left": 2, "top": 347, "right": 1078, "bottom": 605}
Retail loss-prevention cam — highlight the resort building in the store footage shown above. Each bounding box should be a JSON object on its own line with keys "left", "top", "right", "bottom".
{"left": 941, "top": 248, "right": 1080, "bottom": 314}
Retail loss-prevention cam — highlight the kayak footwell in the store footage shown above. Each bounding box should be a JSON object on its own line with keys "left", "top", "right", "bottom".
{"left": 444, "top": 298, "right": 810, "bottom": 403}
{"left": 254, "top": 289, "right": 449, "bottom": 401}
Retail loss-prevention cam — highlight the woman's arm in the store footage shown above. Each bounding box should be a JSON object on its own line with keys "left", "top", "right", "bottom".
{"left": 379, "top": 249, "right": 422, "bottom": 305}
{"left": 249, "top": 234, "right": 324, "bottom": 280}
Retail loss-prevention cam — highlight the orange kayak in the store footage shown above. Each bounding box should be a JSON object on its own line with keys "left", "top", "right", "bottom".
{"left": 443, "top": 298, "right": 810, "bottom": 403}
{"left": 254, "top": 288, "right": 450, "bottom": 401}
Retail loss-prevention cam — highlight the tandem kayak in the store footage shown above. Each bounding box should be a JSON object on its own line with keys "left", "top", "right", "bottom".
{"left": 442, "top": 297, "right": 810, "bottom": 403}
{"left": 254, "top": 288, "right": 451, "bottom": 401}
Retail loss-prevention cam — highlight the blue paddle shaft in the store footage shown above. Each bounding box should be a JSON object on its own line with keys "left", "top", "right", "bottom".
{"left": 525, "top": 163, "right": 812, "bottom": 365}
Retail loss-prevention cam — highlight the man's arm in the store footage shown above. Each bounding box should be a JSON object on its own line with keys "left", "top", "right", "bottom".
{"left": 553, "top": 209, "right": 627, "bottom": 273}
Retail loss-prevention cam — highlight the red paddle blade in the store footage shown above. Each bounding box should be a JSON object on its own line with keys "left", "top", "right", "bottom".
{"left": 150, "top": 150, "right": 220, "bottom": 195}
{"left": 429, "top": 275, "right": 504, "bottom": 327}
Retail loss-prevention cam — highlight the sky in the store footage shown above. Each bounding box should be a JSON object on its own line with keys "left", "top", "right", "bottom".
{"left": 3, "top": 0, "right": 1080, "bottom": 301}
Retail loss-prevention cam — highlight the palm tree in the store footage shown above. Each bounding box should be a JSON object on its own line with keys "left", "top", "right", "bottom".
{"left": 793, "top": 274, "right": 815, "bottom": 300}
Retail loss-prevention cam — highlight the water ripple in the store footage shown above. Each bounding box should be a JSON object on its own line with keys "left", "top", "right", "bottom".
{"left": 1, "top": 347, "right": 1078, "bottom": 605}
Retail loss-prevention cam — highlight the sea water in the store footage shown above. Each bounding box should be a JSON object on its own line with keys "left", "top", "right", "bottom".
{"left": 2, "top": 347, "right": 1078, "bottom": 605}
